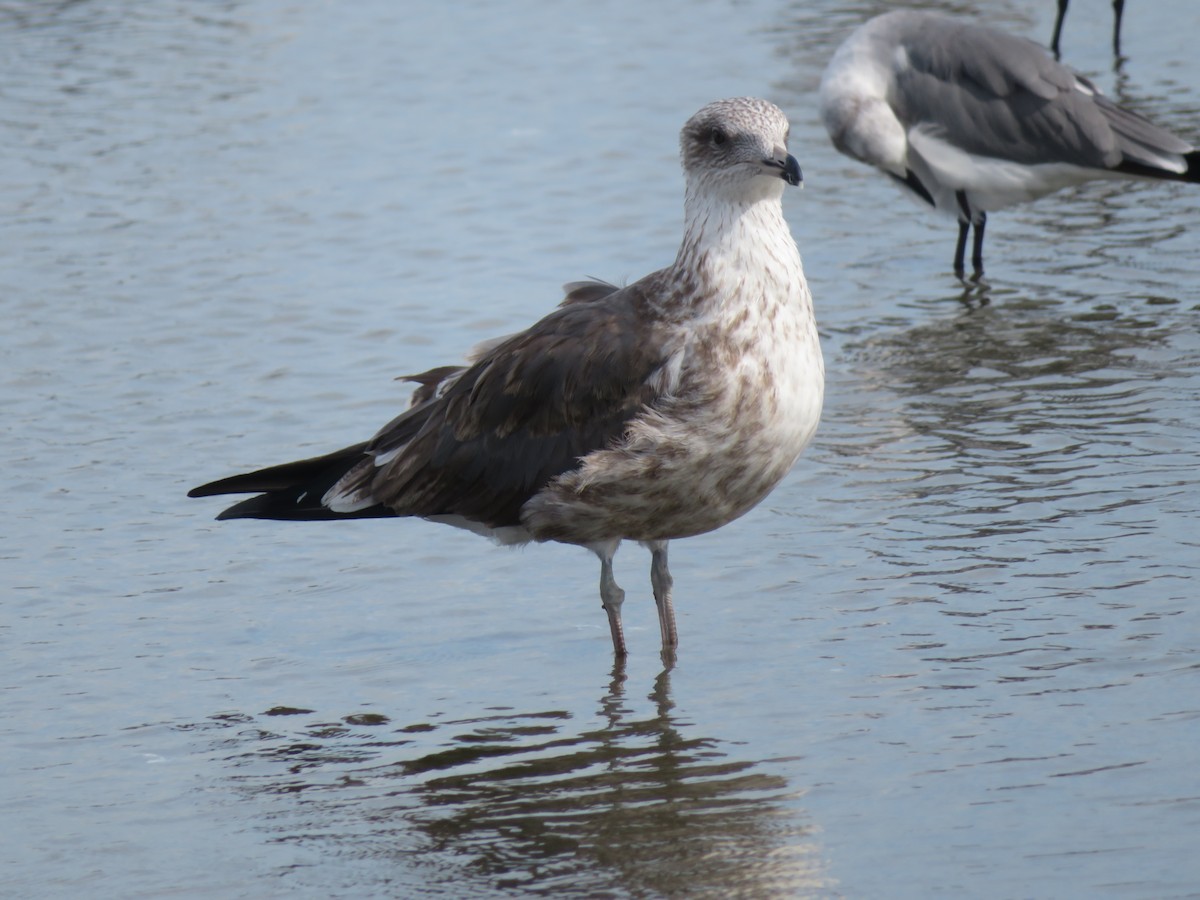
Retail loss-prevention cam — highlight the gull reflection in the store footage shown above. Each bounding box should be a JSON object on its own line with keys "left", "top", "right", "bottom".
{"left": 185, "top": 665, "right": 831, "bottom": 896}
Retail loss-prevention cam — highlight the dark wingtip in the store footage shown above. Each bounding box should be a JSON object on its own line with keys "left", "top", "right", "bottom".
{"left": 210, "top": 492, "right": 290, "bottom": 521}
{"left": 1185, "top": 150, "right": 1200, "bottom": 184}
{"left": 1115, "top": 151, "right": 1200, "bottom": 185}
{"left": 187, "top": 476, "right": 248, "bottom": 499}
{"left": 187, "top": 480, "right": 265, "bottom": 517}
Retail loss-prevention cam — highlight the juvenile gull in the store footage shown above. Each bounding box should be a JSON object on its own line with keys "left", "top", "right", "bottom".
{"left": 819, "top": 10, "right": 1199, "bottom": 278}
{"left": 189, "top": 97, "right": 823, "bottom": 658}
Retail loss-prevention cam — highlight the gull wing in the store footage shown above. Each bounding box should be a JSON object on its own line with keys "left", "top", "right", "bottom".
{"left": 338, "top": 272, "right": 674, "bottom": 528}
{"left": 195, "top": 273, "right": 677, "bottom": 527}
{"left": 887, "top": 13, "right": 1191, "bottom": 172}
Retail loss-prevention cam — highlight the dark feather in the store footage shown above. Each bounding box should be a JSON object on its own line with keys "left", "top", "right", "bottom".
{"left": 1116, "top": 150, "right": 1200, "bottom": 183}
{"left": 214, "top": 490, "right": 395, "bottom": 522}
{"left": 560, "top": 278, "right": 621, "bottom": 305}
{"left": 333, "top": 272, "right": 675, "bottom": 528}
{"left": 188, "top": 442, "right": 396, "bottom": 520}
{"left": 188, "top": 442, "right": 369, "bottom": 498}
{"left": 400, "top": 365, "right": 466, "bottom": 407}
{"left": 190, "top": 274, "right": 673, "bottom": 528}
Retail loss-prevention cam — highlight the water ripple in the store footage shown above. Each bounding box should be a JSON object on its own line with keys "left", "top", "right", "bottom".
{"left": 180, "top": 668, "right": 832, "bottom": 897}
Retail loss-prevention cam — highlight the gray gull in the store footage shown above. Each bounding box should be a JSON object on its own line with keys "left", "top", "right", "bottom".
{"left": 189, "top": 97, "right": 824, "bottom": 658}
{"left": 819, "top": 9, "right": 1198, "bottom": 278}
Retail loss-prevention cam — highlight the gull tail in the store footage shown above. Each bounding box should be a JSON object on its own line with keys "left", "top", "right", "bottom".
{"left": 188, "top": 442, "right": 397, "bottom": 521}
{"left": 1099, "top": 95, "right": 1200, "bottom": 183}
{"left": 1115, "top": 149, "right": 1200, "bottom": 184}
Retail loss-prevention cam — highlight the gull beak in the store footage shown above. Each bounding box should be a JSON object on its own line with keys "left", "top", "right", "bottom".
{"left": 763, "top": 146, "right": 803, "bottom": 187}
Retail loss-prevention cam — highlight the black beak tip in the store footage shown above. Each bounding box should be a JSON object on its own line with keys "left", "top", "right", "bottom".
{"left": 783, "top": 154, "right": 802, "bottom": 187}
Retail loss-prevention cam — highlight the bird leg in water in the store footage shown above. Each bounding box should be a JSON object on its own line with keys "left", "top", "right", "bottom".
{"left": 1051, "top": 0, "right": 1069, "bottom": 59}
{"left": 646, "top": 540, "right": 677, "bottom": 651}
{"left": 970, "top": 212, "right": 987, "bottom": 280}
{"left": 1112, "top": 0, "right": 1125, "bottom": 57}
{"left": 597, "top": 542, "right": 627, "bottom": 656}
{"left": 1052, "top": 0, "right": 1125, "bottom": 59}
{"left": 954, "top": 191, "right": 986, "bottom": 280}
{"left": 953, "top": 219, "right": 970, "bottom": 279}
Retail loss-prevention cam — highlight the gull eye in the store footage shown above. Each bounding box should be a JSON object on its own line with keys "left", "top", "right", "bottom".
{"left": 709, "top": 127, "right": 728, "bottom": 146}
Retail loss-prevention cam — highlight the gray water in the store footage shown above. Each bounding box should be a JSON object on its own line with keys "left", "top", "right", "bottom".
{"left": 4, "top": 0, "right": 1200, "bottom": 897}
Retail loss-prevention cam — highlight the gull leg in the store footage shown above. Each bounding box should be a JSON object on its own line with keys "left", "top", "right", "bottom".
{"left": 953, "top": 191, "right": 985, "bottom": 280}
{"left": 1051, "top": 0, "right": 1069, "bottom": 59}
{"left": 953, "top": 219, "right": 970, "bottom": 279}
{"left": 593, "top": 540, "right": 627, "bottom": 657}
{"left": 1112, "top": 0, "right": 1124, "bottom": 57}
{"left": 646, "top": 540, "right": 678, "bottom": 653}
{"left": 970, "top": 212, "right": 987, "bottom": 280}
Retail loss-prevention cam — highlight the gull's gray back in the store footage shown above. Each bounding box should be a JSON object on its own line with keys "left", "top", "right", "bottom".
{"left": 851, "top": 10, "right": 1192, "bottom": 171}
{"left": 882, "top": 11, "right": 1116, "bottom": 168}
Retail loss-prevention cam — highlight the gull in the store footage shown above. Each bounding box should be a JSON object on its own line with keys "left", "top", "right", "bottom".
{"left": 1051, "top": 0, "right": 1125, "bottom": 59}
{"left": 819, "top": 9, "right": 1198, "bottom": 278}
{"left": 189, "top": 97, "right": 824, "bottom": 658}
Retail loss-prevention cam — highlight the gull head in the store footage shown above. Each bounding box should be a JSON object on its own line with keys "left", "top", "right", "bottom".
{"left": 680, "top": 98, "right": 802, "bottom": 199}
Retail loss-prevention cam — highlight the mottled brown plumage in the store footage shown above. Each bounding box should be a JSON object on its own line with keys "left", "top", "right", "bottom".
{"left": 335, "top": 276, "right": 676, "bottom": 529}
{"left": 189, "top": 97, "right": 823, "bottom": 657}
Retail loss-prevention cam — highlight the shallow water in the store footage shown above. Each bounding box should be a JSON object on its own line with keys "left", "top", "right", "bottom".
{"left": 3, "top": 0, "right": 1200, "bottom": 897}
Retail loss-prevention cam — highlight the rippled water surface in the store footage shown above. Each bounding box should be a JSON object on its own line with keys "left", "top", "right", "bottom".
{"left": 4, "top": 1, "right": 1200, "bottom": 897}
